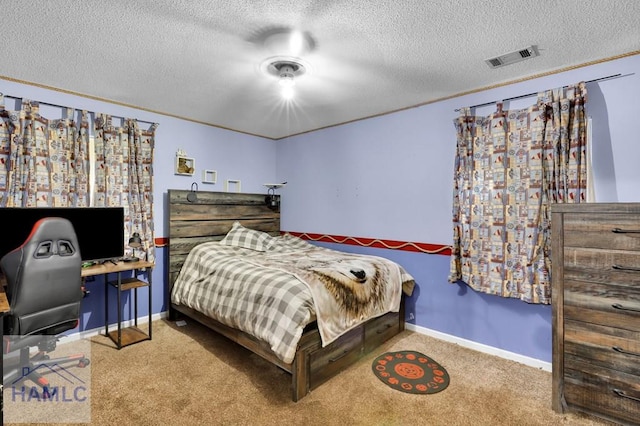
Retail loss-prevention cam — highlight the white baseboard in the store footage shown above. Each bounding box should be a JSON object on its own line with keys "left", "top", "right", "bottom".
{"left": 405, "top": 323, "right": 552, "bottom": 372}
{"left": 58, "top": 313, "right": 552, "bottom": 372}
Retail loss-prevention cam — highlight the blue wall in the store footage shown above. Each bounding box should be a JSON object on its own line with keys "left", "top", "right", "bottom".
{"left": 2, "top": 53, "right": 639, "bottom": 364}
{"left": 0, "top": 78, "right": 279, "bottom": 332}
{"left": 277, "top": 53, "right": 640, "bottom": 364}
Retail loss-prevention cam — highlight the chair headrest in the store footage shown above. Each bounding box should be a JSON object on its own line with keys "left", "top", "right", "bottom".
{"left": 14, "top": 217, "right": 79, "bottom": 258}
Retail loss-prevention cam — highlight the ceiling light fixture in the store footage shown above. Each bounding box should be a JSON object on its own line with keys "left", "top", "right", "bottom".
{"left": 281, "top": 85, "right": 295, "bottom": 100}
{"left": 277, "top": 63, "right": 297, "bottom": 87}
{"left": 255, "top": 27, "right": 315, "bottom": 100}
{"left": 260, "top": 58, "right": 310, "bottom": 100}
{"left": 277, "top": 63, "right": 296, "bottom": 99}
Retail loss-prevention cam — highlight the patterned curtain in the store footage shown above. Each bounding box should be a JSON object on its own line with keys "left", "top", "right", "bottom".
{"left": 0, "top": 96, "right": 156, "bottom": 263}
{"left": 50, "top": 108, "right": 91, "bottom": 206}
{"left": 449, "top": 82, "right": 587, "bottom": 304}
{"left": 0, "top": 97, "right": 90, "bottom": 207}
{"left": 94, "top": 115, "right": 157, "bottom": 264}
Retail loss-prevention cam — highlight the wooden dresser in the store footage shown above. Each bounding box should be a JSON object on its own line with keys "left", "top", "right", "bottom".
{"left": 551, "top": 203, "right": 640, "bottom": 425}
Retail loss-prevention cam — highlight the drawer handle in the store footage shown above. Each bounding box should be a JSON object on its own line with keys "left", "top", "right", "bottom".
{"left": 613, "top": 388, "right": 640, "bottom": 403}
{"left": 612, "top": 264, "right": 640, "bottom": 272}
{"left": 329, "top": 350, "right": 349, "bottom": 363}
{"left": 377, "top": 324, "right": 393, "bottom": 334}
{"left": 611, "top": 227, "right": 640, "bottom": 234}
{"left": 612, "top": 346, "right": 640, "bottom": 358}
{"left": 612, "top": 303, "right": 640, "bottom": 313}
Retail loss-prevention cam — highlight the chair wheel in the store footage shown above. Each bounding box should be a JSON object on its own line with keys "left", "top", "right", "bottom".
{"left": 78, "top": 358, "right": 90, "bottom": 368}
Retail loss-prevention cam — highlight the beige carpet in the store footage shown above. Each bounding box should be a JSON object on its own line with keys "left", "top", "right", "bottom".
{"left": 5, "top": 318, "right": 616, "bottom": 426}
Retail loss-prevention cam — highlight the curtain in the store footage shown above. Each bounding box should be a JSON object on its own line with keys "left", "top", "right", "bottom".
{"left": 449, "top": 82, "right": 587, "bottom": 304}
{"left": 94, "top": 115, "right": 157, "bottom": 264}
{"left": 0, "top": 95, "right": 157, "bottom": 263}
{"left": 0, "top": 97, "right": 91, "bottom": 207}
{"left": 50, "top": 108, "right": 91, "bottom": 206}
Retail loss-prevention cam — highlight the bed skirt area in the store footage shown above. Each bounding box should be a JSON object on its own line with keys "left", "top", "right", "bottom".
{"left": 169, "top": 298, "right": 404, "bottom": 401}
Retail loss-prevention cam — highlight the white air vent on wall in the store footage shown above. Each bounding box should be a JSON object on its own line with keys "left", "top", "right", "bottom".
{"left": 485, "top": 46, "right": 539, "bottom": 69}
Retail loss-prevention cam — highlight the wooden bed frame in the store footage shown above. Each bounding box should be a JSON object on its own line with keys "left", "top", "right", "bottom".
{"left": 167, "top": 189, "right": 405, "bottom": 401}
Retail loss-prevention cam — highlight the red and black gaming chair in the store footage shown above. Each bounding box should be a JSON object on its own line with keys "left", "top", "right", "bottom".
{"left": 1, "top": 217, "right": 89, "bottom": 389}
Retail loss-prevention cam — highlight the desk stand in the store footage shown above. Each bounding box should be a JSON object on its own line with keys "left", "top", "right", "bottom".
{"left": 82, "top": 260, "right": 153, "bottom": 349}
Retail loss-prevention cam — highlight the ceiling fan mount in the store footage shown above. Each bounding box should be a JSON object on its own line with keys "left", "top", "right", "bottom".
{"left": 254, "top": 26, "right": 314, "bottom": 85}
{"left": 260, "top": 56, "right": 311, "bottom": 81}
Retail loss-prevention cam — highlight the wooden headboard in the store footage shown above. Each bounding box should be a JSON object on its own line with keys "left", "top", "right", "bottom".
{"left": 167, "top": 189, "right": 280, "bottom": 293}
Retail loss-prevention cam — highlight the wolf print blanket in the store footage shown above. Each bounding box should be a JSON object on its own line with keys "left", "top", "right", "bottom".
{"left": 243, "top": 244, "right": 413, "bottom": 346}
{"left": 171, "top": 234, "right": 415, "bottom": 362}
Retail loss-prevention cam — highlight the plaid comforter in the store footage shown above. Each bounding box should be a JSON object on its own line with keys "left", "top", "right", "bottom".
{"left": 171, "top": 234, "right": 414, "bottom": 364}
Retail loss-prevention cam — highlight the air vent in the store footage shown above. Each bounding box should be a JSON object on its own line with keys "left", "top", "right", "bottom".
{"left": 485, "top": 46, "right": 539, "bottom": 69}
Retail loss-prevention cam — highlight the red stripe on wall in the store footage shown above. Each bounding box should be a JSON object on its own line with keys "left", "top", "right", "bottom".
{"left": 284, "top": 231, "right": 452, "bottom": 256}
{"left": 155, "top": 234, "right": 451, "bottom": 255}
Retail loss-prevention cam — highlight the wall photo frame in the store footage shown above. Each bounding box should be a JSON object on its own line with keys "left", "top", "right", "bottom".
{"left": 175, "top": 156, "right": 195, "bottom": 176}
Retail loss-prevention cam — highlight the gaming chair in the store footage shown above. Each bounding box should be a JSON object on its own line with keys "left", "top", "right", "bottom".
{"left": 1, "top": 217, "right": 89, "bottom": 389}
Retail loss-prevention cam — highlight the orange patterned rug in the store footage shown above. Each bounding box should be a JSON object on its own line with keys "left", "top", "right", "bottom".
{"left": 371, "top": 350, "right": 450, "bottom": 394}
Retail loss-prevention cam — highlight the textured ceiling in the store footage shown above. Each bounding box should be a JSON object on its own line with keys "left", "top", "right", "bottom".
{"left": 1, "top": 0, "right": 639, "bottom": 139}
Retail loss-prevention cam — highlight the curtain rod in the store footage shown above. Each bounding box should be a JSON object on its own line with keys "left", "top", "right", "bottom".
{"left": 455, "top": 73, "right": 631, "bottom": 112}
{"left": 0, "top": 92, "right": 158, "bottom": 126}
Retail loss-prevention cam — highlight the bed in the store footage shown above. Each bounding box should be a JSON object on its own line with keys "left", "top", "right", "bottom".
{"left": 167, "top": 189, "right": 414, "bottom": 401}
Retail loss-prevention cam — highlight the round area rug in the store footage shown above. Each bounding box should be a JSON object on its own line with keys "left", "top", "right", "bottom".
{"left": 371, "top": 350, "right": 450, "bottom": 394}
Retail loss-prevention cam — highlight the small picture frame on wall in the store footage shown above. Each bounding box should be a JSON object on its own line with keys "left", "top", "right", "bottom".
{"left": 175, "top": 156, "right": 195, "bottom": 176}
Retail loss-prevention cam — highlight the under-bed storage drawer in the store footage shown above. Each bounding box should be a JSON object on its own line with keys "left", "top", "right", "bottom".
{"left": 364, "top": 311, "right": 400, "bottom": 353}
{"left": 309, "top": 326, "right": 363, "bottom": 390}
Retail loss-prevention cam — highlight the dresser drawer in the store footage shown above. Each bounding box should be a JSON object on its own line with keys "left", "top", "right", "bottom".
{"left": 309, "top": 326, "right": 363, "bottom": 389}
{"left": 364, "top": 311, "right": 400, "bottom": 353}
{"left": 562, "top": 213, "right": 640, "bottom": 251}
{"left": 564, "top": 318, "right": 640, "bottom": 354}
{"left": 563, "top": 280, "right": 640, "bottom": 328}
{"left": 565, "top": 304, "right": 640, "bottom": 335}
{"left": 565, "top": 339, "right": 640, "bottom": 378}
{"left": 563, "top": 247, "right": 640, "bottom": 275}
{"left": 564, "top": 362, "right": 640, "bottom": 425}
{"left": 551, "top": 203, "right": 640, "bottom": 424}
